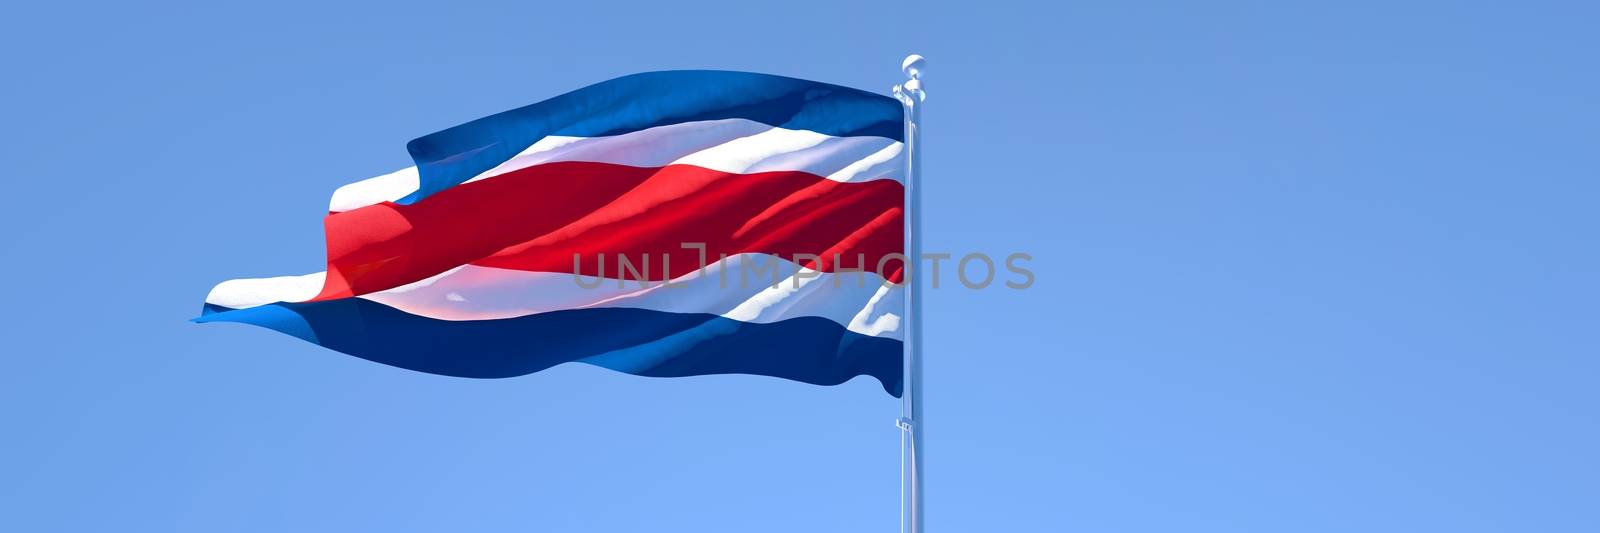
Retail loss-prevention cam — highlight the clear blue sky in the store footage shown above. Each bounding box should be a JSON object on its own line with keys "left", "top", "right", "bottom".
{"left": 3, "top": 1, "right": 1596, "bottom": 531}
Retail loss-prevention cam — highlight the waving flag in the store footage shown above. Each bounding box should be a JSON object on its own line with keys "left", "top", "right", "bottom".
{"left": 198, "top": 70, "right": 906, "bottom": 396}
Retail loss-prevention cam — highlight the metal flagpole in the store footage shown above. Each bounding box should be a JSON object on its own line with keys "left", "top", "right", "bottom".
{"left": 893, "top": 53, "right": 926, "bottom": 533}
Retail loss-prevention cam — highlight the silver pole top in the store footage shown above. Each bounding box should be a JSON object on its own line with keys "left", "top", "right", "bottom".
{"left": 893, "top": 54, "right": 927, "bottom": 105}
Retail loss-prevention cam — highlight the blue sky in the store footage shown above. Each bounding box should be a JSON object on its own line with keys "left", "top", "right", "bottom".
{"left": 2, "top": 1, "right": 1596, "bottom": 531}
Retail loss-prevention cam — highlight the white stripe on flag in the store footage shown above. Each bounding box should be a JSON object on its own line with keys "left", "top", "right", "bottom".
{"left": 205, "top": 254, "right": 904, "bottom": 340}
{"left": 328, "top": 118, "right": 904, "bottom": 212}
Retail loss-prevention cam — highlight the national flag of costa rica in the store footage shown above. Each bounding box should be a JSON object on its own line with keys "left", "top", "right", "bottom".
{"left": 198, "top": 70, "right": 907, "bottom": 396}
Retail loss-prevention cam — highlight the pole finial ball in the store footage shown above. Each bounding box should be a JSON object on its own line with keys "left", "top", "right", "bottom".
{"left": 902, "top": 54, "right": 926, "bottom": 79}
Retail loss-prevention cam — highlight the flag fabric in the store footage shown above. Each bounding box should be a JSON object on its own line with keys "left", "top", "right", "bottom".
{"left": 198, "top": 70, "right": 906, "bottom": 396}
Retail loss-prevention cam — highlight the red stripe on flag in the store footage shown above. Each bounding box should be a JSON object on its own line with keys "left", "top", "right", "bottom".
{"left": 313, "top": 162, "right": 904, "bottom": 300}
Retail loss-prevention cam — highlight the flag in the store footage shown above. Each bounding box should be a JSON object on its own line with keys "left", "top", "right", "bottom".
{"left": 198, "top": 70, "right": 906, "bottom": 396}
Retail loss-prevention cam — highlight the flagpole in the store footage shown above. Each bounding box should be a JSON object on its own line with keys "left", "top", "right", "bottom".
{"left": 894, "top": 53, "right": 927, "bottom": 533}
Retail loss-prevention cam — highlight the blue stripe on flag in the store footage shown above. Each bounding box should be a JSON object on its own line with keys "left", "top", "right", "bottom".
{"left": 401, "top": 70, "right": 904, "bottom": 204}
{"left": 197, "top": 299, "right": 903, "bottom": 396}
